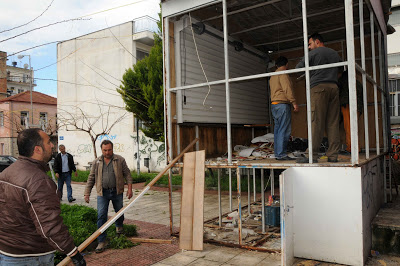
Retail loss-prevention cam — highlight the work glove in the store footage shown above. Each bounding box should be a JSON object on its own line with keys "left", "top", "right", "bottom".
{"left": 71, "top": 251, "right": 86, "bottom": 266}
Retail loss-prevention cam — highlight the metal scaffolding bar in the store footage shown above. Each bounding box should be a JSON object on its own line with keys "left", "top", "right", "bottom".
{"left": 360, "top": 0, "right": 369, "bottom": 159}
{"left": 345, "top": 0, "right": 359, "bottom": 164}
{"left": 301, "top": 0, "right": 313, "bottom": 163}
{"left": 371, "top": 13, "right": 380, "bottom": 155}
{"left": 379, "top": 31, "right": 388, "bottom": 153}
{"left": 169, "top": 62, "right": 348, "bottom": 92}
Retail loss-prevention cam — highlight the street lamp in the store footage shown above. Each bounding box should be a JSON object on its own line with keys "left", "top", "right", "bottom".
{"left": 17, "top": 55, "right": 33, "bottom": 126}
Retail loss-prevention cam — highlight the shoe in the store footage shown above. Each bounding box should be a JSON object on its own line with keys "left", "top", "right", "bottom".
{"left": 68, "top": 198, "right": 76, "bottom": 203}
{"left": 116, "top": 227, "right": 124, "bottom": 235}
{"left": 296, "top": 157, "right": 318, "bottom": 163}
{"left": 328, "top": 158, "right": 338, "bottom": 163}
{"left": 276, "top": 156, "right": 296, "bottom": 161}
{"left": 95, "top": 242, "right": 107, "bottom": 253}
{"left": 339, "top": 150, "right": 351, "bottom": 155}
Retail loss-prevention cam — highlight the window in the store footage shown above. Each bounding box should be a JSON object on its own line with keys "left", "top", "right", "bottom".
{"left": 136, "top": 50, "right": 149, "bottom": 61}
{"left": 18, "top": 89, "right": 23, "bottom": 93}
{"left": 20, "top": 111, "right": 28, "bottom": 127}
{"left": 39, "top": 112, "right": 48, "bottom": 129}
{"left": 0, "top": 112, "right": 3, "bottom": 127}
{"left": 389, "top": 79, "right": 400, "bottom": 117}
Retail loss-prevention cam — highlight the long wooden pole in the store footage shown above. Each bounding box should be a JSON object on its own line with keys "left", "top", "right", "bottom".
{"left": 58, "top": 138, "right": 199, "bottom": 266}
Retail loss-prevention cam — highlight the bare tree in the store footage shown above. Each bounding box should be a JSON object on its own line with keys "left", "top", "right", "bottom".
{"left": 57, "top": 105, "right": 127, "bottom": 158}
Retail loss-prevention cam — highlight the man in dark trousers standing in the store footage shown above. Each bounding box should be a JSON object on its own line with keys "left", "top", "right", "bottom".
{"left": 0, "top": 128, "right": 85, "bottom": 266}
{"left": 54, "top": 144, "right": 78, "bottom": 202}
{"left": 296, "top": 33, "right": 342, "bottom": 163}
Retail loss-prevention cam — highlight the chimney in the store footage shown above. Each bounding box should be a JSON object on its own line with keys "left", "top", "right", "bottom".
{"left": 0, "top": 51, "right": 7, "bottom": 99}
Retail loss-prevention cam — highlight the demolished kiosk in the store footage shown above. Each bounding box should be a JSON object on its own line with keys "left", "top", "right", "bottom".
{"left": 161, "top": 0, "right": 393, "bottom": 265}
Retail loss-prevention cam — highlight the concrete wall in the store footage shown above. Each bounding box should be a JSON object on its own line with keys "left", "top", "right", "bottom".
{"left": 57, "top": 21, "right": 163, "bottom": 171}
{"left": 0, "top": 52, "right": 6, "bottom": 99}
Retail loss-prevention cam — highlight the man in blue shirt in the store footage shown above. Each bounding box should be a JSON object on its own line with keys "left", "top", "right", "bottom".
{"left": 54, "top": 144, "right": 78, "bottom": 202}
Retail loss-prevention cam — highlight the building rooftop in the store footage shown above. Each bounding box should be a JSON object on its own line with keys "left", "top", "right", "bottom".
{"left": 0, "top": 91, "right": 57, "bottom": 105}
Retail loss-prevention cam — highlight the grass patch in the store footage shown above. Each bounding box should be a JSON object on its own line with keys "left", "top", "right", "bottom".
{"left": 54, "top": 204, "right": 137, "bottom": 264}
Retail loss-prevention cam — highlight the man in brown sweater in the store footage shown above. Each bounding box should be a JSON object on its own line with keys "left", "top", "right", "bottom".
{"left": 269, "top": 56, "right": 298, "bottom": 160}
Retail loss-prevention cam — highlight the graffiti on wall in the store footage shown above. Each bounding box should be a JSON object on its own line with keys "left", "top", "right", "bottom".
{"left": 98, "top": 134, "right": 117, "bottom": 141}
{"left": 77, "top": 144, "right": 92, "bottom": 154}
{"left": 132, "top": 135, "right": 165, "bottom": 166}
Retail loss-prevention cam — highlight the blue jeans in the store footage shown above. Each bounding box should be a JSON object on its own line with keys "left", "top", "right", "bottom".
{"left": 271, "top": 104, "right": 292, "bottom": 158}
{"left": 0, "top": 253, "right": 54, "bottom": 266}
{"left": 58, "top": 172, "right": 73, "bottom": 200}
{"left": 97, "top": 189, "right": 124, "bottom": 243}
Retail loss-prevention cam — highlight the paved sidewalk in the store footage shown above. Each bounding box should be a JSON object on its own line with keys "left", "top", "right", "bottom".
{"left": 69, "top": 183, "right": 233, "bottom": 225}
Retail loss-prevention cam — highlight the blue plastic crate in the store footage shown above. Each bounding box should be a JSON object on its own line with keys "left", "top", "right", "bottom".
{"left": 264, "top": 205, "right": 280, "bottom": 227}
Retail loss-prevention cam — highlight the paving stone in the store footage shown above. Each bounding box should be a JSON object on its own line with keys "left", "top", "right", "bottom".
{"left": 225, "top": 253, "right": 264, "bottom": 266}
{"left": 187, "top": 258, "right": 223, "bottom": 265}
{"left": 203, "top": 247, "right": 245, "bottom": 262}
{"left": 159, "top": 253, "right": 198, "bottom": 265}
{"left": 181, "top": 243, "right": 218, "bottom": 258}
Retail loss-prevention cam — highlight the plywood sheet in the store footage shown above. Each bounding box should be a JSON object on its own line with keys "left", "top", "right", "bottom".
{"left": 179, "top": 150, "right": 205, "bottom": 250}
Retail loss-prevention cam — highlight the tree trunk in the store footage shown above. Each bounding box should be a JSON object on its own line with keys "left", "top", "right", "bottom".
{"left": 90, "top": 135, "right": 97, "bottom": 159}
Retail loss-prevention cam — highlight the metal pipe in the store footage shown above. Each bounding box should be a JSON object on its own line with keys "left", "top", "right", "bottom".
{"left": 218, "top": 168, "right": 222, "bottom": 227}
{"left": 223, "top": 0, "right": 232, "bottom": 164}
{"left": 301, "top": 0, "right": 313, "bottom": 163}
{"left": 270, "top": 169, "right": 274, "bottom": 196}
{"left": 379, "top": 31, "right": 387, "bottom": 153}
{"left": 253, "top": 168, "right": 256, "bottom": 202}
{"left": 371, "top": 13, "right": 380, "bottom": 155}
{"left": 345, "top": 0, "right": 359, "bottom": 164}
{"left": 360, "top": 0, "right": 369, "bottom": 159}
{"left": 261, "top": 169, "right": 265, "bottom": 233}
{"left": 247, "top": 168, "right": 251, "bottom": 215}
{"left": 29, "top": 56, "right": 33, "bottom": 125}
{"left": 237, "top": 168, "right": 242, "bottom": 245}
{"left": 389, "top": 156, "right": 392, "bottom": 202}
{"left": 355, "top": 64, "right": 384, "bottom": 92}
{"left": 384, "top": 157, "right": 387, "bottom": 203}
{"left": 169, "top": 62, "right": 348, "bottom": 92}
{"left": 162, "top": 17, "right": 168, "bottom": 164}
{"left": 229, "top": 168, "right": 232, "bottom": 211}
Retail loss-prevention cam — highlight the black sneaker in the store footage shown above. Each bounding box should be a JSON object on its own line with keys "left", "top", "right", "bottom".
{"left": 276, "top": 156, "right": 296, "bottom": 161}
{"left": 68, "top": 198, "right": 76, "bottom": 203}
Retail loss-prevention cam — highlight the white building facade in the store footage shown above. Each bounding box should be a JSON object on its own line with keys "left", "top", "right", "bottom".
{"left": 57, "top": 16, "right": 165, "bottom": 171}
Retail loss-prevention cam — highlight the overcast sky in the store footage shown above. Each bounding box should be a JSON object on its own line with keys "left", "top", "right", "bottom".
{"left": 0, "top": 0, "right": 160, "bottom": 97}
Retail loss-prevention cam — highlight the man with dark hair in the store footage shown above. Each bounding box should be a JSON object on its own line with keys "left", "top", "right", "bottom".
{"left": 269, "top": 56, "right": 298, "bottom": 160}
{"left": 0, "top": 129, "right": 85, "bottom": 266}
{"left": 54, "top": 144, "right": 78, "bottom": 202}
{"left": 84, "top": 140, "right": 133, "bottom": 253}
{"left": 296, "top": 33, "right": 342, "bottom": 163}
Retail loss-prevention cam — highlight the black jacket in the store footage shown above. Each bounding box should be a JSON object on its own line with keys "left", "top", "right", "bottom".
{"left": 53, "top": 153, "right": 77, "bottom": 174}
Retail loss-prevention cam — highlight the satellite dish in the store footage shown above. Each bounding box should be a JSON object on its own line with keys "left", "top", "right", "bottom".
{"left": 23, "top": 64, "right": 29, "bottom": 69}
{"left": 17, "top": 55, "right": 24, "bottom": 59}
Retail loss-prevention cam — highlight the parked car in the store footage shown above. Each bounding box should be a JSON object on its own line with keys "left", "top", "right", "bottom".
{"left": 0, "top": 155, "right": 17, "bottom": 172}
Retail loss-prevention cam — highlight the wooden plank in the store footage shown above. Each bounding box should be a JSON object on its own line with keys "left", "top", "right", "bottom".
{"left": 179, "top": 152, "right": 196, "bottom": 250}
{"left": 129, "top": 238, "right": 172, "bottom": 244}
{"left": 192, "top": 150, "right": 205, "bottom": 250}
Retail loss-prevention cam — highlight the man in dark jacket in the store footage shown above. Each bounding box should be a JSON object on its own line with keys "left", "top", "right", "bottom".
{"left": 54, "top": 144, "right": 78, "bottom": 202}
{"left": 0, "top": 128, "right": 85, "bottom": 265}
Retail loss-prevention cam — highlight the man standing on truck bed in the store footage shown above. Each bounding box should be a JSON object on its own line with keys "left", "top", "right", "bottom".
{"left": 295, "top": 33, "right": 342, "bottom": 163}
{"left": 270, "top": 56, "right": 298, "bottom": 160}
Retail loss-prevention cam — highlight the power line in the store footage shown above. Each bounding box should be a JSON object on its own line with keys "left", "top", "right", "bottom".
{"left": 0, "top": 0, "right": 55, "bottom": 34}
{"left": 0, "top": 18, "right": 91, "bottom": 44}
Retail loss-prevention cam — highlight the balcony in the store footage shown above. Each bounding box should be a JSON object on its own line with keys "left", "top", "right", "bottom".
{"left": 7, "top": 76, "right": 36, "bottom": 85}
{"left": 134, "top": 16, "right": 158, "bottom": 34}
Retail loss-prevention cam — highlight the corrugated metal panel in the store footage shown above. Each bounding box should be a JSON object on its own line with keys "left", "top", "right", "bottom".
{"left": 179, "top": 26, "right": 269, "bottom": 124}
